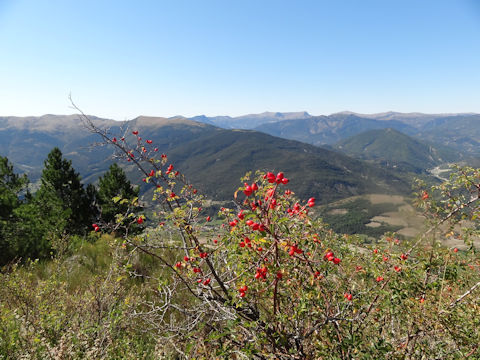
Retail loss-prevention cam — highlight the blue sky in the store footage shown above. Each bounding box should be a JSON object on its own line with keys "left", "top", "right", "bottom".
{"left": 0, "top": 0, "right": 479, "bottom": 119}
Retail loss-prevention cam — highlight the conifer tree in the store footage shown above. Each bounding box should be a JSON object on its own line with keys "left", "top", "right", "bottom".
{"left": 0, "top": 156, "right": 29, "bottom": 264}
{"left": 97, "top": 163, "right": 140, "bottom": 231}
{"left": 35, "top": 147, "right": 93, "bottom": 234}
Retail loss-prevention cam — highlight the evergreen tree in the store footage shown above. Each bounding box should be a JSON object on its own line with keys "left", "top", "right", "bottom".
{"left": 0, "top": 156, "right": 29, "bottom": 264}
{"left": 97, "top": 163, "right": 140, "bottom": 231}
{"left": 35, "top": 147, "right": 93, "bottom": 234}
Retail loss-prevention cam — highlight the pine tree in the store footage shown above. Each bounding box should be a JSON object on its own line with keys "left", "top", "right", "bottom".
{"left": 35, "top": 147, "right": 93, "bottom": 234}
{"left": 0, "top": 156, "right": 29, "bottom": 264}
{"left": 97, "top": 163, "right": 140, "bottom": 231}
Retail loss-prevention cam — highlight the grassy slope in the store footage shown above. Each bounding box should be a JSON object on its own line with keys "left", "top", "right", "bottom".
{"left": 334, "top": 128, "right": 460, "bottom": 173}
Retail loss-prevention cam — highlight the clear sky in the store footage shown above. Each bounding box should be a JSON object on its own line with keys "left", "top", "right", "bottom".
{"left": 1, "top": 0, "right": 479, "bottom": 119}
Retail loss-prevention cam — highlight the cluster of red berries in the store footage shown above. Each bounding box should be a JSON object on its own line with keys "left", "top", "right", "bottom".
{"left": 245, "top": 219, "right": 266, "bottom": 232}
{"left": 92, "top": 223, "right": 100, "bottom": 232}
{"left": 265, "top": 172, "right": 289, "bottom": 185}
{"left": 288, "top": 244, "right": 303, "bottom": 256}
{"left": 239, "top": 237, "right": 252, "bottom": 248}
{"left": 344, "top": 293, "right": 353, "bottom": 301}
{"left": 238, "top": 285, "right": 248, "bottom": 297}
{"left": 255, "top": 266, "right": 268, "bottom": 280}
{"left": 307, "top": 197, "right": 315, "bottom": 207}
{"left": 243, "top": 182, "right": 259, "bottom": 196}
{"left": 324, "top": 251, "right": 341, "bottom": 264}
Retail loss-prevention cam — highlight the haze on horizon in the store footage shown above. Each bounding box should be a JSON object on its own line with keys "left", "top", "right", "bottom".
{"left": 1, "top": 0, "right": 479, "bottom": 120}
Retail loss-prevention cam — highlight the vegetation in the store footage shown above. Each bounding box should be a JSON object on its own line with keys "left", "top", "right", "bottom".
{"left": 319, "top": 197, "right": 403, "bottom": 238}
{"left": 334, "top": 128, "right": 460, "bottom": 173}
{"left": 0, "top": 118, "right": 479, "bottom": 359}
{"left": 97, "top": 163, "right": 141, "bottom": 234}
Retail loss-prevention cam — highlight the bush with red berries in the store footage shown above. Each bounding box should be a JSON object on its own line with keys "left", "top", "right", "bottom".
{"left": 74, "top": 114, "right": 480, "bottom": 358}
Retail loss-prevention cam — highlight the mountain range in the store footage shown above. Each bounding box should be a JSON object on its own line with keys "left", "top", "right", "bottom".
{"left": 189, "top": 111, "right": 480, "bottom": 157}
{"left": 1, "top": 111, "right": 477, "bottom": 204}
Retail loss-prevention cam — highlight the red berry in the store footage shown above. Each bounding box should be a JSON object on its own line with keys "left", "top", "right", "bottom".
{"left": 203, "top": 278, "right": 211, "bottom": 286}
{"left": 333, "top": 257, "right": 341, "bottom": 265}
{"left": 401, "top": 253, "right": 408, "bottom": 260}
{"left": 112, "top": 137, "right": 117, "bottom": 142}
{"left": 344, "top": 293, "right": 353, "bottom": 301}
{"left": 137, "top": 217, "right": 144, "bottom": 224}
{"left": 175, "top": 262, "right": 182, "bottom": 268}
{"left": 184, "top": 256, "right": 190, "bottom": 262}
{"left": 149, "top": 170, "right": 155, "bottom": 177}
{"left": 281, "top": 178, "right": 289, "bottom": 184}
{"left": 206, "top": 216, "right": 211, "bottom": 222}
{"left": 324, "top": 251, "right": 334, "bottom": 260}
{"left": 266, "top": 172, "right": 276, "bottom": 183}
{"left": 376, "top": 276, "right": 384, "bottom": 282}
{"left": 132, "top": 130, "right": 138, "bottom": 135}
{"left": 453, "top": 248, "right": 458, "bottom": 253}
{"left": 422, "top": 191, "right": 429, "bottom": 200}
{"left": 251, "top": 183, "right": 258, "bottom": 191}
{"left": 146, "top": 139, "right": 153, "bottom": 144}
{"left": 243, "top": 184, "right": 253, "bottom": 196}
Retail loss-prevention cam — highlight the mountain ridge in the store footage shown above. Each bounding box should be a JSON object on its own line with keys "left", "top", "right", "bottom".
{"left": 0, "top": 114, "right": 412, "bottom": 204}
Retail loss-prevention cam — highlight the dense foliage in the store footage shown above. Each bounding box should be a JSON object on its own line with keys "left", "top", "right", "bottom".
{"left": 0, "top": 148, "right": 139, "bottom": 266}
{"left": 0, "top": 119, "right": 479, "bottom": 359}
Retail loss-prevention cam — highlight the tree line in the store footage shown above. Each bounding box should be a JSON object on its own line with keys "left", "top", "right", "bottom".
{"left": 0, "top": 147, "right": 139, "bottom": 265}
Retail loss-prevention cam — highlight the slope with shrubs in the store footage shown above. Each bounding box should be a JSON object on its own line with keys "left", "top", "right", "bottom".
{"left": 335, "top": 128, "right": 460, "bottom": 173}
{"left": 1, "top": 115, "right": 478, "bottom": 359}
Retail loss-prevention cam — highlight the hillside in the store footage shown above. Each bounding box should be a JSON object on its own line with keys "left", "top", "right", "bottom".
{"left": 0, "top": 115, "right": 411, "bottom": 204}
{"left": 190, "top": 111, "right": 312, "bottom": 129}
{"left": 334, "top": 128, "right": 460, "bottom": 173}
{"left": 254, "top": 113, "right": 416, "bottom": 145}
{"left": 188, "top": 111, "right": 479, "bottom": 158}
{"left": 417, "top": 114, "right": 480, "bottom": 155}
{"left": 162, "top": 129, "right": 411, "bottom": 202}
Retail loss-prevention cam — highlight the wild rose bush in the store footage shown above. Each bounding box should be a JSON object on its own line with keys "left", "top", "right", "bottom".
{"left": 75, "top": 110, "right": 479, "bottom": 359}
{"left": 1, "top": 111, "right": 478, "bottom": 359}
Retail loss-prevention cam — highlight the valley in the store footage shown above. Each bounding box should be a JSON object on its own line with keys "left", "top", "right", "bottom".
{"left": 1, "top": 111, "right": 478, "bottom": 243}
